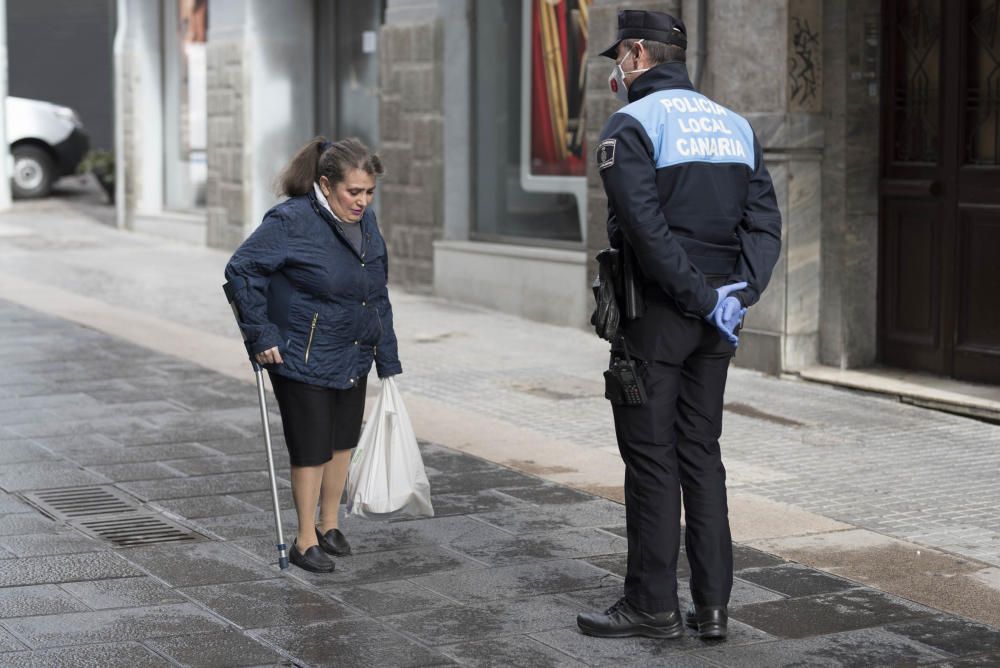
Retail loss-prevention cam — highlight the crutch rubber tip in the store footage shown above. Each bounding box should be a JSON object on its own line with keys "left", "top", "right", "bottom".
{"left": 278, "top": 556, "right": 290, "bottom": 570}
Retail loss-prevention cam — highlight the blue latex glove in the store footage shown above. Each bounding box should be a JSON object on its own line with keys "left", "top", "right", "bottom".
{"left": 705, "top": 282, "right": 747, "bottom": 347}
{"left": 715, "top": 298, "right": 747, "bottom": 347}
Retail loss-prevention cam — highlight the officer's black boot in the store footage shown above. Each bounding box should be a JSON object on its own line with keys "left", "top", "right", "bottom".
{"left": 684, "top": 602, "right": 728, "bottom": 639}
{"left": 577, "top": 597, "right": 684, "bottom": 639}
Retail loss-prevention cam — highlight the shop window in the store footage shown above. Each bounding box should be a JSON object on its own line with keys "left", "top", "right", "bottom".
{"left": 474, "top": 0, "right": 589, "bottom": 245}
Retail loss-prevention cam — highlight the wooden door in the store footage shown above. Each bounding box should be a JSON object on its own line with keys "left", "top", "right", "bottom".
{"left": 880, "top": 0, "right": 1000, "bottom": 384}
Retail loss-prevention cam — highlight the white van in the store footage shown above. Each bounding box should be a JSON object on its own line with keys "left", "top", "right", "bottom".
{"left": 6, "top": 96, "right": 90, "bottom": 198}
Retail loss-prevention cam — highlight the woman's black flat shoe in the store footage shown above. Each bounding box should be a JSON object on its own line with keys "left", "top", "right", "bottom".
{"left": 316, "top": 528, "right": 352, "bottom": 556}
{"left": 289, "top": 540, "right": 335, "bottom": 572}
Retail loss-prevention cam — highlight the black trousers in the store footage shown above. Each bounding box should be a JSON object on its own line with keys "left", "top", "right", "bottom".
{"left": 612, "top": 290, "right": 734, "bottom": 613}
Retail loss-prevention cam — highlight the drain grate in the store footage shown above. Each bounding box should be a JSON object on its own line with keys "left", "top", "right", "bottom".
{"left": 77, "top": 514, "right": 199, "bottom": 548}
{"left": 21, "top": 486, "right": 203, "bottom": 548}
{"left": 23, "top": 487, "right": 136, "bottom": 519}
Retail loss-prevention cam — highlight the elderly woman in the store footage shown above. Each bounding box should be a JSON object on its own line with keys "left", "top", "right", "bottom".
{"left": 225, "top": 137, "right": 402, "bottom": 572}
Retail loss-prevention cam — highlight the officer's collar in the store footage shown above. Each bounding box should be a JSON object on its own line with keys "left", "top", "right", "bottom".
{"left": 627, "top": 61, "right": 695, "bottom": 102}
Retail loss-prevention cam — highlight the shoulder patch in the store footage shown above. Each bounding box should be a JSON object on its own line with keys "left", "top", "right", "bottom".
{"left": 597, "top": 139, "right": 617, "bottom": 170}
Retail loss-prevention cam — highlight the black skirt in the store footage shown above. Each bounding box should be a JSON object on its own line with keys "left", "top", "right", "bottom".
{"left": 268, "top": 372, "right": 367, "bottom": 467}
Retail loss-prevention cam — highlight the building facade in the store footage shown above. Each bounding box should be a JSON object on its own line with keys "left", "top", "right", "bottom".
{"left": 114, "top": 0, "right": 1000, "bottom": 385}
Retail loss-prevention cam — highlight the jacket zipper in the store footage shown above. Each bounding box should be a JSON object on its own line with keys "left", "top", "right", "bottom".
{"left": 374, "top": 309, "right": 383, "bottom": 358}
{"left": 304, "top": 312, "right": 319, "bottom": 364}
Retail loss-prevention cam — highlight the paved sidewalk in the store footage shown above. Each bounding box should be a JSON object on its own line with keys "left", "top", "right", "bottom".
{"left": 1, "top": 301, "right": 1000, "bottom": 666}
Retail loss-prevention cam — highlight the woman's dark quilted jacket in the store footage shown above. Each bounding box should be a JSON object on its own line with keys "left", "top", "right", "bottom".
{"left": 224, "top": 190, "right": 402, "bottom": 389}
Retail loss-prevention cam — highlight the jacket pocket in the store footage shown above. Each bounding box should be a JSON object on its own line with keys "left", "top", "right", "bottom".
{"left": 303, "top": 312, "right": 319, "bottom": 364}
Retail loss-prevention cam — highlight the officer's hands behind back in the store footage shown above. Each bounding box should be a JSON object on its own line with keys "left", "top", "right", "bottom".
{"left": 706, "top": 282, "right": 748, "bottom": 348}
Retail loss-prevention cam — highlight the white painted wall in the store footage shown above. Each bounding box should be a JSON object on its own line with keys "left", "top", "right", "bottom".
{"left": 246, "top": 0, "right": 314, "bottom": 230}
{"left": 127, "top": 0, "right": 163, "bottom": 216}
{"left": 113, "top": 0, "right": 165, "bottom": 227}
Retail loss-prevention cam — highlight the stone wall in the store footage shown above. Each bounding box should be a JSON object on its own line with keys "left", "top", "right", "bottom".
{"left": 703, "top": 0, "right": 825, "bottom": 374}
{"left": 820, "top": 0, "right": 881, "bottom": 368}
{"left": 378, "top": 20, "right": 444, "bottom": 289}
{"left": 206, "top": 41, "right": 250, "bottom": 250}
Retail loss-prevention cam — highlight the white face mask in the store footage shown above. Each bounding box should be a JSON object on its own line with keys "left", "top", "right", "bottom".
{"left": 608, "top": 39, "right": 650, "bottom": 103}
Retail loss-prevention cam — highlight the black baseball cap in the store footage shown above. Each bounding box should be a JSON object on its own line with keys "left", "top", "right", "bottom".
{"left": 599, "top": 10, "right": 688, "bottom": 58}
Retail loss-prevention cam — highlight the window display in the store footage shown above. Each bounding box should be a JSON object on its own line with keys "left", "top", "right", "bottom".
{"left": 474, "top": 0, "right": 586, "bottom": 245}
{"left": 529, "top": 0, "right": 589, "bottom": 177}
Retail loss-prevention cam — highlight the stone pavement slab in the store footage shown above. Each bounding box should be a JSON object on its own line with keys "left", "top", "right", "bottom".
{"left": 0, "top": 463, "right": 111, "bottom": 492}
{"left": 86, "top": 461, "right": 187, "bottom": 483}
{"left": 885, "top": 616, "right": 1000, "bottom": 658}
{"left": 0, "top": 531, "right": 109, "bottom": 558}
{"left": 444, "top": 526, "right": 627, "bottom": 567}
{"left": 150, "top": 493, "right": 261, "bottom": 519}
{"left": 144, "top": 630, "right": 288, "bottom": 667}
{"left": 118, "top": 470, "right": 285, "bottom": 501}
{"left": 696, "top": 627, "right": 951, "bottom": 667}
{"left": 380, "top": 594, "right": 583, "bottom": 647}
{"left": 121, "top": 542, "right": 279, "bottom": 588}
{"left": 327, "top": 580, "right": 454, "bottom": 617}
{"left": 409, "top": 560, "right": 614, "bottom": 604}
{"left": 0, "top": 642, "right": 173, "bottom": 667}
{"left": 439, "top": 635, "right": 588, "bottom": 668}
{"left": 1, "top": 298, "right": 1000, "bottom": 666}
{"left": 59, "top": 576, "right": 186, "bottom": 610}
{"left": 736, "top": 563, "right": 857, "bottom": 598}
{"left": 0, "top": 513, "right": 59, "bottom": 536}
{"left": 2, "top": 603, "right": 231, "bottom": 648}
{"left": 0, "top": 552, "right": 139, "bottom": 587}
{"left": 181, "top": 578, "right": 360, "bottom": 629}
{"left": 529, "top": 621, "right": 773, "bottom": 666}
{"left": 253, "top": 618, "right": 452, "bottom": 667}
{"left": 0, "top": 584, "right": 90, "bottom": 618}
{"left": 292, "top": 544, "right": 485, "bottom": 587}
{"left": 730, "top": 588, "right": 936, "bottom": 638}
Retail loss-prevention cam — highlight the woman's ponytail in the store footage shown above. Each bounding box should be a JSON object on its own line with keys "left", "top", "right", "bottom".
{"left": 276, "top": 136, "right": 328, "bottom": 197}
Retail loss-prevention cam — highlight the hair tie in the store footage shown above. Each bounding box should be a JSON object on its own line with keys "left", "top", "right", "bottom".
{"left": 319, "top": 141, "right": 333, "bottom": 154}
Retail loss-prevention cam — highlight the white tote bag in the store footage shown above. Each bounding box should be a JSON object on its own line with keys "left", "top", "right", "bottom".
{"left": 346, "top": 377, "right": 434, "bottom": 519}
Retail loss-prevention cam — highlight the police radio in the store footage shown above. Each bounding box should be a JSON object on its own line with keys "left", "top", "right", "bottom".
{"left": 604, "top": 339, "right": 647, "bottom": 407}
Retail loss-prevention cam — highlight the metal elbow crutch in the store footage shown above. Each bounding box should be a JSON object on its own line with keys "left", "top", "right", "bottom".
{"left": 223, "top": 280, "right": 289, "bottom": 570}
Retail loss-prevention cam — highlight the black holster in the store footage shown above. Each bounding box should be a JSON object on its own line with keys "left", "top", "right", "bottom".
{"left": 622, "top": 242, "right": 646, "bottom": 320}
{"left": 591, "top": 248, "right": 622, "bottom": 341}
{"left": 591, "top": 242, "right": 646, "bottom": 341}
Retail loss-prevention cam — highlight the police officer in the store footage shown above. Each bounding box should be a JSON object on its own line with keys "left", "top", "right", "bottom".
{"left": 577, "top": 10, "right": 782, "bottom": 640}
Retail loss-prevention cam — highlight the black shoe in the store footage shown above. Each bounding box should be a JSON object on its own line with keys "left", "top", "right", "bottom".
{"left": 289, "top": 540, "right": 335, "bottom": 573}
{"left": 685, "top": 602, "right": 728, "bottom": 639}
{"left": 577, "top": 598, "right": 684, "bottom": 639}
{"left": 316, "top": 528, "right": 352, "bottom": 556}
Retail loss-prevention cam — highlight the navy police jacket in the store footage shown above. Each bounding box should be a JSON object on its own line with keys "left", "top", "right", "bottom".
{"left": 224, "top": 190, "right": 402, "bottom": 389}
{"left": 597, "top": 61, "right": 782, "bottom": 316}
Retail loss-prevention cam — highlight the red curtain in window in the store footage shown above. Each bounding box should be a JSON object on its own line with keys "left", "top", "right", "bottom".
{"left": 530, "top": 0, "right": 588, "bottom": 176}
